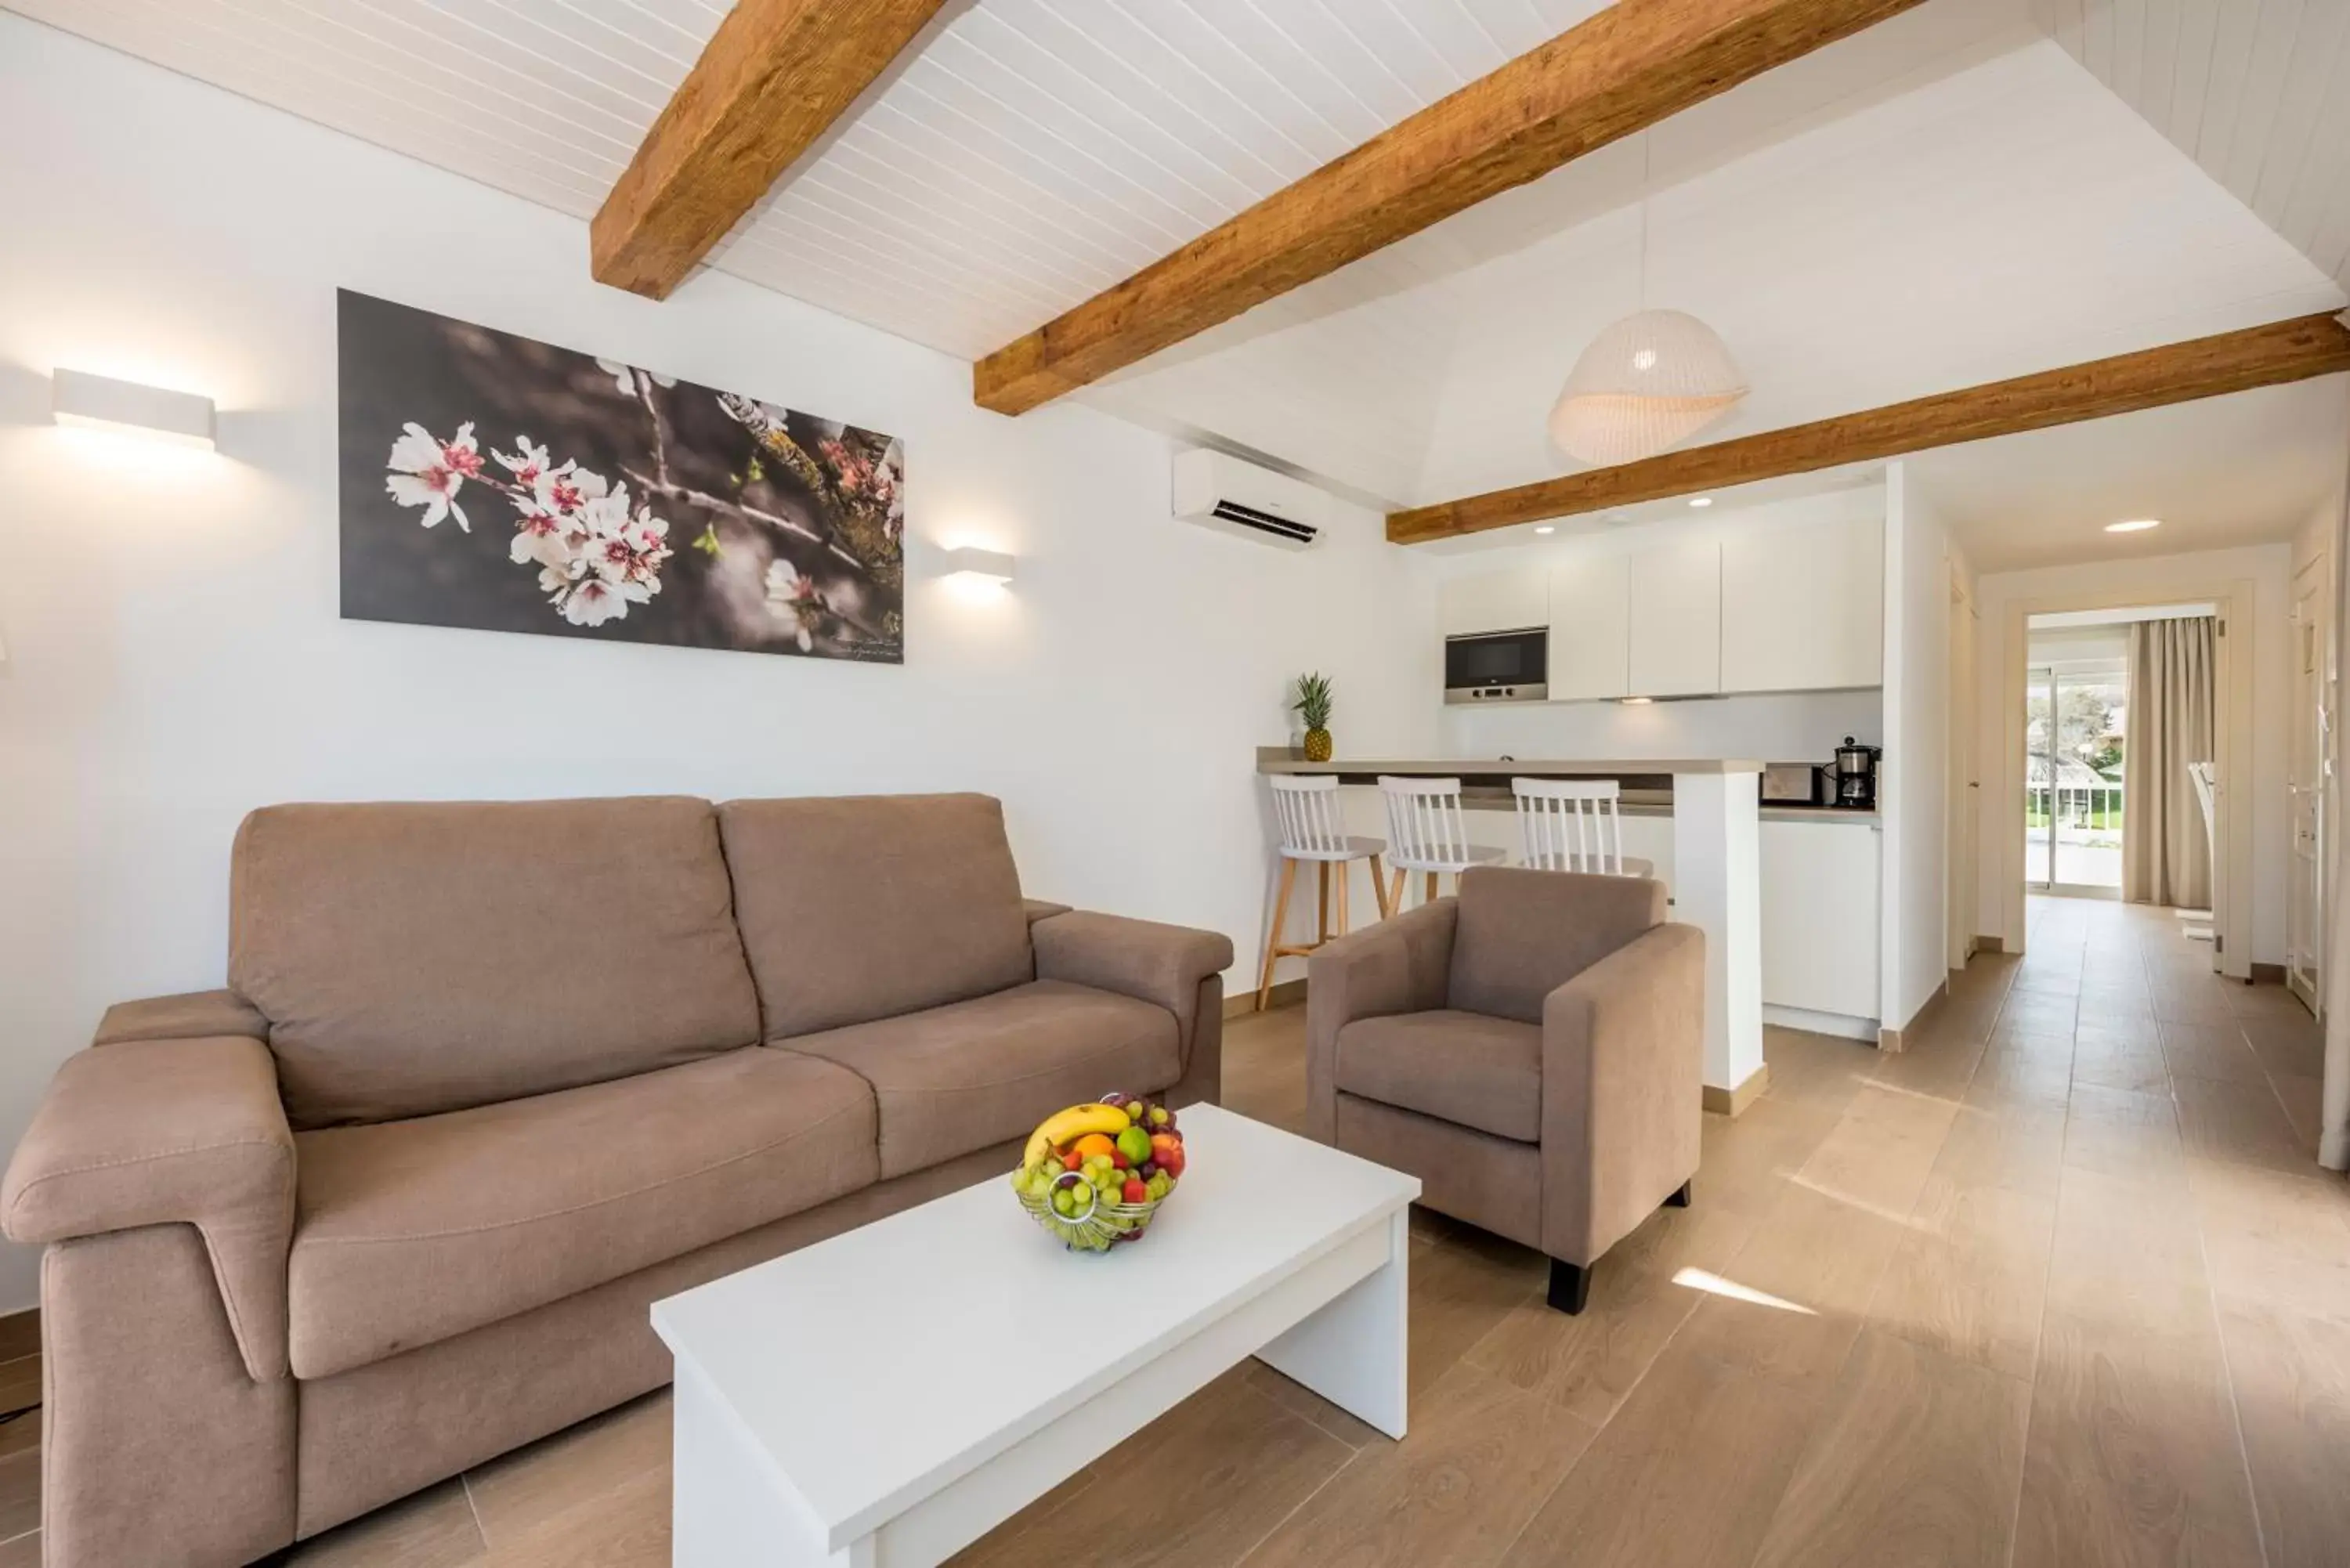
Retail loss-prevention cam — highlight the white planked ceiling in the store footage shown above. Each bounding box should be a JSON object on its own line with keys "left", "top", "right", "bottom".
{"left": 10, "top": 0, "right": 2349, "bottom": 562}
{"left": 1088, "top": 30, "right": 2347, "bottom": 508}
{"left": 0, "top": 0, "right": 1618, "bottom": 359}
{"left": 2032, "top": 0, "right": 2350, "bottom": 295}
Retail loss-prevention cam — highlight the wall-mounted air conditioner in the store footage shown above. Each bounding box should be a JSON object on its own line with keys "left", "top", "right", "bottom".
{"left": 1172, "top": 448, "right": 1325, "bottom": 550}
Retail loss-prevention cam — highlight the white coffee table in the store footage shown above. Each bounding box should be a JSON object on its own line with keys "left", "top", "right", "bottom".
{"left": 651, "top": 1103, "right": 1420, "bottom": 1568}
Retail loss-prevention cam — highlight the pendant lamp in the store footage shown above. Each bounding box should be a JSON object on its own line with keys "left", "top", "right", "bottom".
{"left": 1549, "top": 138, "right": 1747, "bottom": 467}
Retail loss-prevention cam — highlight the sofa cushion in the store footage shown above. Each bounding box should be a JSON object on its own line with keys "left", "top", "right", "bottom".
{"left": 721, "top": 794, "right": 1033, "bottom": 1039}
{"left": 233, "top": 797, "right": 762, "bottom": 1128}
{"left": 1336, "top": 1010, "right": 1543, "bottom": 1143}
{"left": 286, "top": 1046, "right": 877, "bottom": 1379}
{"left": 1449, "top": 866, "right": 1666, "bottom": 1025}
{"left": 782, "top": 980, "right": 1179, "bottom": 1178}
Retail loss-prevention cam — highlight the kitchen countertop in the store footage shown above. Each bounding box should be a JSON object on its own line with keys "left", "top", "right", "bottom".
{"left": 1256, "top": 750, "right": 1765, "bottom": 777}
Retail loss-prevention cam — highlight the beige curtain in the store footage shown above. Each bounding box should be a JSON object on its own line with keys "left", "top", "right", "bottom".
{"left": 2123, "top": 616, "right": 2215, "bottom": 909}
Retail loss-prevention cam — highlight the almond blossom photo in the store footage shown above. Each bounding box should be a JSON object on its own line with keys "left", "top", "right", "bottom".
{"left": 338, "top": 290, "right": 905, "bottom": 662}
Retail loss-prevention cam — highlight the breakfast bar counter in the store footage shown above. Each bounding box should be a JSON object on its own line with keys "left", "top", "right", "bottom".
{"left": 1259, "top": 751, "right": 1768, "bottom": 1113}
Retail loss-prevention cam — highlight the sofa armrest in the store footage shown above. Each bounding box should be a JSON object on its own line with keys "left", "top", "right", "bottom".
{"left": 1023, "top": 898, "right": 1073, "bottom": 927}
{"left": 2, "top": 1036, "right": 295, "bottom": 1381}
{"left": 1539, "top": 923, "right": 1705, "bottom": 1267}
{"left": 92, "top": 988, "right": 269, "bottom": 1047}
{"left": 1303, "top": 898, "right": 1458, "bottom": 1142}
{"left": 1032, "top": 910, "right": 1234, "bottom": 1080}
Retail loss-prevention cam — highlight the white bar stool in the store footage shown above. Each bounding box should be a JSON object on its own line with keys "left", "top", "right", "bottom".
{"left": 1378, "top": 776, "right": 1506, "bottom": 910}
{"left": 1513, "top": 778, "right": 1656, "bottom": 878}
{"left": 1260, "top": 775, "right": 1392, "bottom": 1010}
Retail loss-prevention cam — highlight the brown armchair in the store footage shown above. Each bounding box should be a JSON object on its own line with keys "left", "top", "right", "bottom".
{"left": 1307, "top": 865, "right": 1704, "bottom": 1313}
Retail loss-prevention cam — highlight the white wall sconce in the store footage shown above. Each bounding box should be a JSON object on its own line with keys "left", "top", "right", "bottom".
{"left": 940, "top": 547, "right": 1016, "bottom": 587}
{"left": 51, "top": 369, "right": 216, "bottom": 449}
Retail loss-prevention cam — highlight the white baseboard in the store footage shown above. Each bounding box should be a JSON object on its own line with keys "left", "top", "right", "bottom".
{"left": 1762, "top": 1003, "right": 1880, "bottom": 1042}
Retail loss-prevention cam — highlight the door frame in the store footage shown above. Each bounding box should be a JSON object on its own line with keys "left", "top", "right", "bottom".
{"left": 2290, "top": 547, "right": 2330, "bottom": 1014}
{"left": 1997, "top": 581, "right": 2255, "bottom": 977}
{"left": 1949, "top": 563, "right": 1977, "bottom": 970}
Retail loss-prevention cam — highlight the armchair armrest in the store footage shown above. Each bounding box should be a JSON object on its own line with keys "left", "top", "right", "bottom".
{"left": 1304, "top": 898, "right": 1458, "bottom": 1142}
{"left": 1540, "top": 923, "right": 1705, "bottom": 1267}
{"left": 1032, "top": 911, "right": 1235, "bottom": 1093}
{"left": 2, "top": 1035, "right": 295, "bottom": 1381}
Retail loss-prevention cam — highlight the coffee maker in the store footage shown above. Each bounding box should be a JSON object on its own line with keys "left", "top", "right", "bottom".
{"left": 1831, "top": 736, "right": 1882, "bottom": 810}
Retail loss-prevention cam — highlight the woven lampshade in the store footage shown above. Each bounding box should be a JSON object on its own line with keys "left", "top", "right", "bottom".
{"left": 1549, "top": 309, "right": 1748, "bottom": 466}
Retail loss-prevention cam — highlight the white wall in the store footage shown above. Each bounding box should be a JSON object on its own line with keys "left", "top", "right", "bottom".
{"left": 1883, "top": 464, "right": 1965, "bottom": 1030}
{"left": 1437, "top": 486, "right": 1886, "bottom": 763}
{"left": 0, "top": 17, "right": 1441, "bottom": 1310}
{"left": 1973, "top": 544, "right": 2296, "bottom": 963}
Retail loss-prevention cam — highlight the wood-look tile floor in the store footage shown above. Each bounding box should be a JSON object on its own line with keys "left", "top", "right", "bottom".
{"left": 12, "top": 898, "right": 2348, "bottom": 1567}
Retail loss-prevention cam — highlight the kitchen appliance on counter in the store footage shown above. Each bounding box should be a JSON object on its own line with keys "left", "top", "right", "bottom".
{"left": 1761, "top": 763, "right": 1826, "bottom": 807}
{"left": 1444, "top": 627, "right": 1548, "bottom": 705}
{"left": 1831, "top": 736, "right": 1882, "bottom": 811}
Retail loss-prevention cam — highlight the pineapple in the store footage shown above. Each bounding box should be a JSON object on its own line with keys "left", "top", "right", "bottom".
{"left": 1292, "top": 672, "right": 1335, "bottom": 763}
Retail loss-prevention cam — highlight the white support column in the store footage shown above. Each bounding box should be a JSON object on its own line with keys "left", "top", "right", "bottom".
{"left": 1672, "top": 769, "right": 1766, "bottom": 1106}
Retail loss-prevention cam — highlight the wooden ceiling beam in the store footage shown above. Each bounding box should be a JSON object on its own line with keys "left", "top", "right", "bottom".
{"left": 591, "top": 0, "right": 951, "bottom": 300}
{"left": 1386, "top": 313, "right": 2350, "bottom": 543}
{"left": 971, "top": 0, "right": 1925, "bottom": 416}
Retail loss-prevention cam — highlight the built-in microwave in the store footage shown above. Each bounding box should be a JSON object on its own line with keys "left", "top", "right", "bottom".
{"left": 1444, "top": 627, "right": 1549, "bottom": 704}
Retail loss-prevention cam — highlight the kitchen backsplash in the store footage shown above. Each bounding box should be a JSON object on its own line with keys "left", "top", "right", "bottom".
{"left": 1441, "top": 687, "right": 1885, "bottom": 763}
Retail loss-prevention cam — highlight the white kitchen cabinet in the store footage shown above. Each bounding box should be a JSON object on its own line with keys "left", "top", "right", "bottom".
{"left": 1546, "top": 556, "right": 1630, "bottom": 701}
{"left": 1628, "top": 538, "right": 1721, "bottom": 696}
{"left": 1719, "top": 512, "right": 1884, "bottom": 692}
{"left": 1759, "top": 818, "right": 1882, "bottom": 1023}
{"left": 1438, "top": 569, "right": 1547, "bottom": 637}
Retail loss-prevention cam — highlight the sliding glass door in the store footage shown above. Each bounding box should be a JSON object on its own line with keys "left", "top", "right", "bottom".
{"left": 2026, "top": 660, "right": 2128, "bottom": 894}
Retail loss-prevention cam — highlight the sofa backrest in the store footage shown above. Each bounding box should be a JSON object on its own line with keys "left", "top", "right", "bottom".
{"left": 231, "top": 797, "right": 761, "bottom": 1128}
{"left": 1448, "top": 866, "right": 1667, "bottom": 1024}
{"left": 720, "top": 793, "right": 1032, "bottom": 1039}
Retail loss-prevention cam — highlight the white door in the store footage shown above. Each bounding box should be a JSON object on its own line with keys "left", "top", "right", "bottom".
{"left": 2290, "top": 554, "right": 2328, "bottom": 1013}
{"left": 1627, "top": 538, "right": 1722, "bottom": 697}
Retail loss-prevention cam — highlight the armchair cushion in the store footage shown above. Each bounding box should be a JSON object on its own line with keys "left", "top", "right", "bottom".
{"left": 782, "top": 981, "right": 1179, "bottom": 1178}
{"left": 287, "top": 1046, "right": 877, "bottom": 1379}
{"left": 2, "top": 1035, "right": 294, "bottom": 1381}
{"left": 1335, "top": 1010, "right": 1542, "bottom": 1143}
{"left": 1304, "top": 899, "right": 1458, "bottom": 1143}
{"left": 1449, "top": 867, "right": 1665, "bottom": 1024}
{"left": 1031, "top": 909, "right": 1233, "bottom": 1075}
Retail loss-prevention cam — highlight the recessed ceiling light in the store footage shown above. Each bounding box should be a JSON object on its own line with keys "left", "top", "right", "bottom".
{"left": 1620, "top": 696, "right": 1654, "bottom": 706}
{"left": 1688, "top": 497, "right": 1712, "bottom": 508}
{"left": 2105, "top": 518, "right": 2161, "bottom": 533}
{"left": 1534, "top": 525, "right": 1556, "bottom": 536}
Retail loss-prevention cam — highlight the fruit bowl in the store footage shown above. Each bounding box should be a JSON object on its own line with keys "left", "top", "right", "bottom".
{"left": 1009, "top": 1093, "right": 1188, "bottom": 1253}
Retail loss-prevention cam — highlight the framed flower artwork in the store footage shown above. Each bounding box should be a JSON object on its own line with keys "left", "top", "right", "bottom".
{"left": 337, "top": 290, "right": 905, "bottom": 663}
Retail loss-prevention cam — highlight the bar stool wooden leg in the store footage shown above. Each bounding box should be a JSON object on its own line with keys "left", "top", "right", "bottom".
{"left": 1257, "top": 857, "right": 1297, "bottom": 1012}
{"left": 1317, "top": 863, "right": 1330, "bottom": 945}
{"left": 1334, "top": 858, "right": 1350, "bottom": 938}
{"left": 1390, "top": 866, "right": 1405, "bottom": 915}
{"left": 1424, "top": 870, "right": 1438, "bottom": 905}
{"left": 1369, "top": 855, "right": 1392, "bottom": 919}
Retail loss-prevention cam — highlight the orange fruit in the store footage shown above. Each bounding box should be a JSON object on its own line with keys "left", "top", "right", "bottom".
{"left": 1069, "top": 1133, "right": 1119, "bottom": 1162}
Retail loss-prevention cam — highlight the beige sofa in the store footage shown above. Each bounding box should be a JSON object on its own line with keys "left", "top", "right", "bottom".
{"left": 1, "top": 793, "right": 1231, "bottom": 1567}
{"left": 1306, "top": 865, "right": 1702, "bottom": 1314}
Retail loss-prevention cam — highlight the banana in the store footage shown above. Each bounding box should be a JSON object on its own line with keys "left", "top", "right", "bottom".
{"left": 1021, "top": 1103, "right": 1134, "bottom": 1168}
